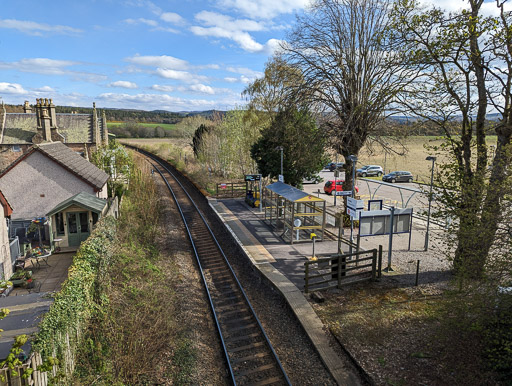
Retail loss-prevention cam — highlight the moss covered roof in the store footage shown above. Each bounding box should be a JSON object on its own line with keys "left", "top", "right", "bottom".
{"left": 2, "top": 113, "right": 104, "bottom": 144}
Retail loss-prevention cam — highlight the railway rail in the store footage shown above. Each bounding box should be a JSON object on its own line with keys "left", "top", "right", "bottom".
{"left": 134, "top": 147, "right": 291, "bottom": 386}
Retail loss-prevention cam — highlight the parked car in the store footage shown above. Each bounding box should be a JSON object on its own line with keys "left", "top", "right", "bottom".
{"left": 324, "top": 180, "right": 359, "bottom": 195}
{"left": 382, "top": 171, "right": 414, "bottom": 183}
{"left": 303, "top": 174, "right": 324, "bottom": 184}
{"left": 328, "top": 162, "right": 345, "bottom": 171}
{"left": 356, "top": 165, "right": 384, "bottom": 177}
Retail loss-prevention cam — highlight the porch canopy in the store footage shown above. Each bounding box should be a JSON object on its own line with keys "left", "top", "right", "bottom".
{"left": 47, "top": 191, "right": 107, "bottom": 218}
{"left": 263, "top": 181, "right": 326, "bottom": 244}
{"left": 47, "top": 192, "right": 108, "bottom": 248}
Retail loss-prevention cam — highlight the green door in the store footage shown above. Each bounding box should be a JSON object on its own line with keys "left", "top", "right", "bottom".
{"left": 67, "top": 212, "right": 90, "bottom": 247}
{"left": 79, "top": 212, "right": 90, "bottom": 242}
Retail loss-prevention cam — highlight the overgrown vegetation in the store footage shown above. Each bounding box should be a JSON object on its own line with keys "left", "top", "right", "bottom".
{"left": 32, "top": 216, "right": 117, "bottom": 382}
{"left": 72, "top": 154, "right": 195, "bottom": 384}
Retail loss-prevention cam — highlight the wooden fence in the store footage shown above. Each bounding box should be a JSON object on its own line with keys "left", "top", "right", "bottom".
{"left": 215, "top": 182, "right": 246, "bottom": 199}
{"left": 0, "top": 352, "right": 52, "bottom": 386}
{"left": 304, "top": 246, "right": 382, "bottom": 293}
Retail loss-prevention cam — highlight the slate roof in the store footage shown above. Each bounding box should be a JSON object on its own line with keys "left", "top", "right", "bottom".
{"left": 47, "top": 191, "right": 107, "bottom": 216}
{"left": 1, "top": 113, "right": 105, "bottom": 144}
{"left": 0, "top": 141, "right": 109, "bottom": 191}
{"left": 36, "top": 142, "right": 109, "bottom": 190}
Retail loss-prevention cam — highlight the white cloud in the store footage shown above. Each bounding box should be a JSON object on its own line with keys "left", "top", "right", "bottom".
{"left": 0, "top": 82, "right": 27, "bottom": 94}
{"left": 151, "top": 84, "right": 174, "bottom": 92}
{"left": 155, "top": 68, "right": 208, "bottom": 83}
{"left": 124, "top": 0, "right": 162, "bottom": 15}
{"left": 160, "top": 12, "right": 186, "bottom": 25}
{"left": 124, "top": 18, "right": 159, "bottom": 27}
{"left": 191, "top": 11, "right": 281, "bottom": 53}
{"left": 224, "top": 77, "right": 239, "bottom": 83}
{"left": 126, "top": 54, "right": 189, "bottom": 70}
{"left": 0, "top": 19, "right": 82, "bottom": 36}
{"left": 189, "top": 84, "right": 216, "bottom": 94}
{"left": 33, "top": 86, "right": 55, "bottom": 92}
{"left": 108, "top": 80, "right": 138, "bottom": 89}
{"left": 217, "top": 0, "right": 310, "bottom": 19}
{"left": 0, "top": 58, "right": 106, "bottom": 82}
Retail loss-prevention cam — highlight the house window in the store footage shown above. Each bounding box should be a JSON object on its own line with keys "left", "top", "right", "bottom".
{"left": 92, "top": 212, "right": 99, "bottom": 225}
{"left": 55, "top": 213, "right": 65, "bottom": 235}
{"left": 11, "top": 145, "right": 21, "bottom": 152}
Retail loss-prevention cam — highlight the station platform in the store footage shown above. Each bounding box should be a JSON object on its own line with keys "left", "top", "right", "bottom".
{"left": 209, "top": 197, "right": 362, "bottom": 385}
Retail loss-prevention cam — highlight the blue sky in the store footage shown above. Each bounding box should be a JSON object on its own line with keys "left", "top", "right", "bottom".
{"left": 0, "top": 0, "right": 503, "bottom": 112}
{"left": 0, "top": 0, "right": 309, "bottom": 111}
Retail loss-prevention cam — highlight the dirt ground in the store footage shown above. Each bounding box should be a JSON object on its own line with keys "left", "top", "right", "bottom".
{"left": 309, "top": 232, "right": 498, "bottom": 386}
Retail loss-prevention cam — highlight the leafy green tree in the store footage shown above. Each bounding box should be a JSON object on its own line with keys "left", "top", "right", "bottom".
{"left": 196, "top": 109, "right": 259, "bottom": 178}
{"left": 192, "top": 124, "right": 212, "bottom": 158}
{"left": 251, "top": 107, "right": 328, "bottom": 187}
{"left": 389, "top": 0, "right": 512, "bottom": 279}
{"left": 91, "top": 142, "right": 133, "bottom": 198}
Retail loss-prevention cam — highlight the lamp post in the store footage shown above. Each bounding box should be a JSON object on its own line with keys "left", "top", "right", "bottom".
{"left": 275, "top": 146, "right": 284, "bottom": 181}
{"left": 347, "top": 155, "right": 358, "bottom": 254}
{"left": 424, "top": 156, "right": 436, "bottom": 251}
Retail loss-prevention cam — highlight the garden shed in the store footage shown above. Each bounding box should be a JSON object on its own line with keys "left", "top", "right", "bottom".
{"left": 263, "top": 181, "right": 326, "bottom": 244}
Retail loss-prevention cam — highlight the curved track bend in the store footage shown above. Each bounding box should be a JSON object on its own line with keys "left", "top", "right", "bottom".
{"left": 135, "top": 147, "right": 291, "bottom": 386}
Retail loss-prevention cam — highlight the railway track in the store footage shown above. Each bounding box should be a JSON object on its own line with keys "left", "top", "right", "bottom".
{"left": 135, "top": 148, "right": 291, "bottom": 386}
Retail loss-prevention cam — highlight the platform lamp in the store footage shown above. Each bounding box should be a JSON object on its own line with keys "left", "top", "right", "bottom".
{"left": 347, "top": 155, "right": 358, "bottom": 254}
{"left": 275, "top": 146, "right": 284, "bottom": 180}
{"left": 424, "top": 156, "right": 436, "bottom": 251}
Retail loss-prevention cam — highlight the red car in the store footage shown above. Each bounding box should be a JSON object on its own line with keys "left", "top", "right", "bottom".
{"left": 323, "top": 180, "right": 359, "bottom": 195}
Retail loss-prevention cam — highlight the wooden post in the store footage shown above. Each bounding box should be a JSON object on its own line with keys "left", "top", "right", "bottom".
{"left": 378, "top": 245, "right": 383, "bottom": 278}
{"left": 371, "top": 249, "right": 377, "bottom": 281}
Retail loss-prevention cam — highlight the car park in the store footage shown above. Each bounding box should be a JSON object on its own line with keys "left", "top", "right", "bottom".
{"left": 382, "top": 171, "right": 414, "bottom": 183}
{"left": 356, "top": 165, "right": 384, "bottom": 177}
{"left": 328, "top": 162, "right": 345, "bottom": 171}
{"left": 323, "top": 180, "right": 359, "bottom": 195}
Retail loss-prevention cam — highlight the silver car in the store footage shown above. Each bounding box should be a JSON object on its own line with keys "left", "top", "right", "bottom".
{"left": 356, "top": 165, "right": 384, "bottom": 177}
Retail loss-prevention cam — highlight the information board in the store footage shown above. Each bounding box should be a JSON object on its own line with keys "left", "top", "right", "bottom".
{"left": 359, "top": 208, "right": 413, "bottom": 236}
{"left": 244, "top": 174, "right": 261, "bottom": 182}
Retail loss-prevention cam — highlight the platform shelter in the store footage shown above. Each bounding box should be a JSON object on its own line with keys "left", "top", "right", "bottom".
{"left": 263, "top": 181, "right": 326, "bottom": 244}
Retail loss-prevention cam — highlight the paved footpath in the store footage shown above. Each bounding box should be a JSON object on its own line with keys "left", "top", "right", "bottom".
{"left": 209, "top": 197, "right": 362, "bottom": 386}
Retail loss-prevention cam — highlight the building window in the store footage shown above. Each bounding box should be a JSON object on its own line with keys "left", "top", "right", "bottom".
{"left": 92, "top": 212, "right": 99, "bottom": 225}
{"left": 11, "top": 145, "right": 21, "bottom": 152}
{"left": 55, "top": 213, "right": 65, "bottom": 235}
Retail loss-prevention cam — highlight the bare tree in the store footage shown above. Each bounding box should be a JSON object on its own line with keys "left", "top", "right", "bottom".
{"left": 281, "top": 0, "right": 421, "bottom": 189}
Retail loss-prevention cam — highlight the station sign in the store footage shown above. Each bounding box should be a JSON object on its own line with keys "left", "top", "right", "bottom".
{"left": 347, "top": 197, "right": 364, "bottom": 210}
{"left": 335, "top": 191, "right": 352, "bottom": 196}
{"left": 244, "top": 174, "right": 261, "bottom": 182}
{"left": 347, "top": 207, "right": 362, "bottom": 219}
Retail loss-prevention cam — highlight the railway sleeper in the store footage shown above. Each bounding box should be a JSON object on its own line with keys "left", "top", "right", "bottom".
{"left": 230, "top": 351, "right": 271, "bottom": 365}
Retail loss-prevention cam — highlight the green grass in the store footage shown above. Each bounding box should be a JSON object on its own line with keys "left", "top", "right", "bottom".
{"left": 108, "top": 122, "right": 177, "bottom": 131}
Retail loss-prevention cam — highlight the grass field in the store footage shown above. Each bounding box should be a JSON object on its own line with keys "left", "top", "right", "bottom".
{"left": 355, "top": 136, "right": 498, "bottom": 182}
{"left": 108, "top": 121, "right": 177, "bottom": 130}
{"left": 120, "top": 136, "right": 498, "bottom": 183}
